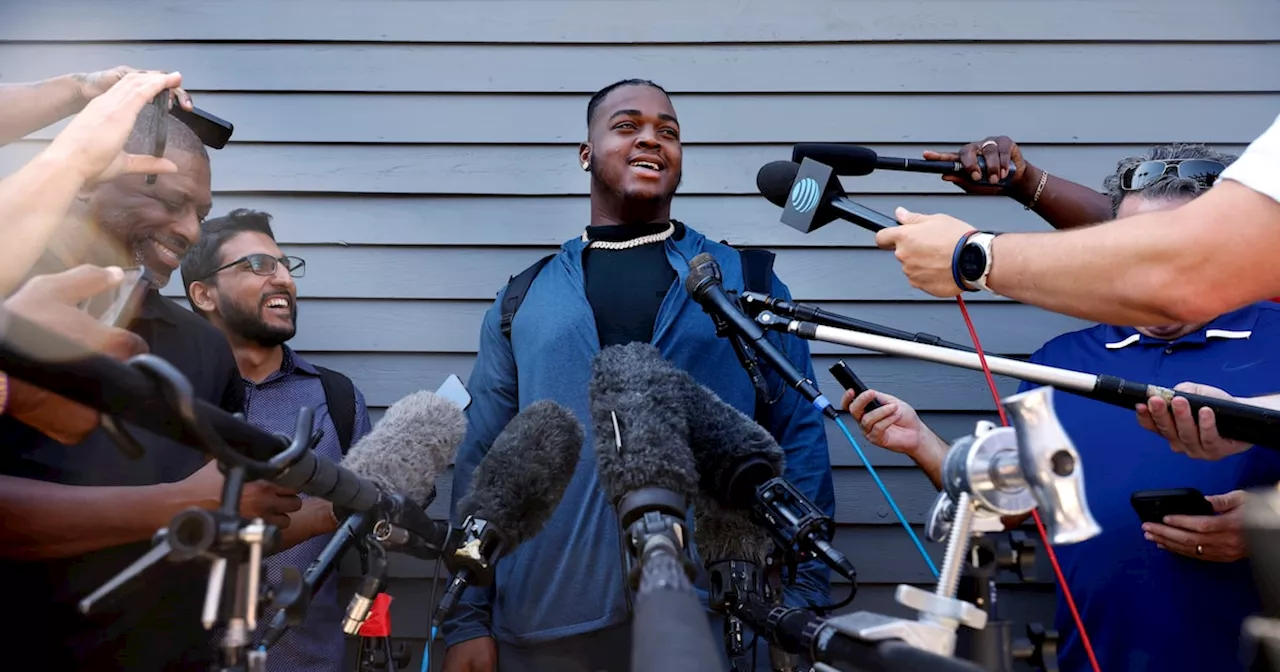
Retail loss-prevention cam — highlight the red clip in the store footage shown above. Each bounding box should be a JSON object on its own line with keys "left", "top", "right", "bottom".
{"left": 357, "top": 593, "right": 393, "bottom": 638}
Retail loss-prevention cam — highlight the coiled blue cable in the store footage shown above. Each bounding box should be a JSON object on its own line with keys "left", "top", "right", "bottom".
{"left": 833, "top": 416, "right": 939, "bottom": 578}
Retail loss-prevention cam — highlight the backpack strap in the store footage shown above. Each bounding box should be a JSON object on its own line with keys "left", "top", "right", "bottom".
{"left": 501, "top": 254, "right": 556, "bottom": 341}
{"left": 737, "top": 247, "right": 777, "bottom": 295}
{"left": 316, "top": 365, "right": 357, "bottom": 455}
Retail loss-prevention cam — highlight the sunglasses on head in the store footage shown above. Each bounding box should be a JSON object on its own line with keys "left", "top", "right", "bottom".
{"left": 1121, "top": 159, "right": 1225, "bottom": 191}
{"left": 200, "top": 253, "right": 306, "bottom": 281}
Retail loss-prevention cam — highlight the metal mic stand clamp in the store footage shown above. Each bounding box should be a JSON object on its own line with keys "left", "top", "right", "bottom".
{"left": 77, "top": 355, "right": 318, "bottom": 672}
{"left": 806, "top": 387, "right": 1102, "bottom": 669}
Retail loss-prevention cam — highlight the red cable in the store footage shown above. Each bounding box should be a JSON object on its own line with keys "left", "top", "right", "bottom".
{"left": 955, "top": 296, "right": 1102, "bottom": 672}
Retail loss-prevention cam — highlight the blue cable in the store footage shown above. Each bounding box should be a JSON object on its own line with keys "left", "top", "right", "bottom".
{"left": 420, "top": 627, "right": 436, "bottom": 672}
{"left": 833, "top": 416, "right": 939, "bottom": 578}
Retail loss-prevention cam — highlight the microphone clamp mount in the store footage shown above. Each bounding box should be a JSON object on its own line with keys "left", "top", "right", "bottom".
{"left": 78, "top": 355, "right": 321, "bottom": 672}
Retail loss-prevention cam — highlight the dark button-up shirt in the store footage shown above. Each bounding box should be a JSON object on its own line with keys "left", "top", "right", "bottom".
{"left": 222, "top": 345, "right": 372, "bottom": 672}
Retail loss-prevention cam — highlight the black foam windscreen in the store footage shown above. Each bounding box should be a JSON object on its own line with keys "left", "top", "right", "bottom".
{"left": 790, "top": 143, "right": 879, "bottom": 176}
{"left": 756, "top": 160, "right": 801, "bottom": 207}
{"left": 456, "top": 399, "right": 584, "bottom": 544}
{"left": 588, "top": 343, "right": 699, "bottom": 505}
{"left": 674, "top": 369, "right": 785, "bottom": 508}
{"left": 694, "top": 493, "right": 772, "bottom": 565}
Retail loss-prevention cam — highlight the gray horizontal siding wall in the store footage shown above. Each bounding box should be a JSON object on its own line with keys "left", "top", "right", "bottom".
{"left": 2, "top": 1, "right": 1277, "bottom": 668}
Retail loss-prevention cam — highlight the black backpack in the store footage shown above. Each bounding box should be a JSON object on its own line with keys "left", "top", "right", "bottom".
{"left": 316, "top": 365, "right": 357, "bottom": 455}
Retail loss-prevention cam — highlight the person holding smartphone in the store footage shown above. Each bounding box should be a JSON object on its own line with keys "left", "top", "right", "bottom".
{"left": 0, "top": 80, "right": 303, "bottom": 672}
{"left": 840, "top": 141, "right": 1280, "bottom": 672}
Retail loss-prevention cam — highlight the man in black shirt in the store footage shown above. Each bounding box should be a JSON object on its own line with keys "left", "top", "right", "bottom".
{"left": 0, "top": 103, "right": 304, "bottom": 671}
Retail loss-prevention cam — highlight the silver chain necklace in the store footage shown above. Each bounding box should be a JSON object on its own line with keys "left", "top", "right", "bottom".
{"left": 581, "top": 222, "right": 675, "bottom": 250}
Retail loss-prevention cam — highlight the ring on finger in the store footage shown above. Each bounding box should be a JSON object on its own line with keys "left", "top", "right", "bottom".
{"left": 980, "top": 140, "right": 998, "bottom": 149}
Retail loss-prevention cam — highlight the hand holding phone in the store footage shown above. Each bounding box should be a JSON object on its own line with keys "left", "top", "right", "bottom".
{"left": 1130, "top": 488, "right": 1215, "bottom": 524}
{"left": 145, "top": 90, "right": 170, "bottom": 185}
{"left": 830, "top": 360, "right": 884, "bottom": 413}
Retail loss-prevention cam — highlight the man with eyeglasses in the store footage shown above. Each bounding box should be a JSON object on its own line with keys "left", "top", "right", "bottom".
{"left": 0, "top": 101, "right": 306, "bottom": 672}
{"left": 180, "top": 208, "right": 372, "bottom": 672}
{"left": 844, "top": 141, "right": 1280, "bottom": 672}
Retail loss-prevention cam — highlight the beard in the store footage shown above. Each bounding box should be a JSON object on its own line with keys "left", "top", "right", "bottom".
{"left": 218, "top": 295, "right": 297, "bottom": 347}
{"left": 590, "top": 155, "right": 681, "bottom": 222}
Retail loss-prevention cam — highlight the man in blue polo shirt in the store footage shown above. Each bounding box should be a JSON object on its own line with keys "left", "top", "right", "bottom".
{"left": 842, "top": 143, "right": 1280, "bottom": 672}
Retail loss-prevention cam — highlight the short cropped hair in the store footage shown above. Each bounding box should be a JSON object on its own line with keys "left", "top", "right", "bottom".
{"left": 180, "top": 209, "right": 275, "bottom": 314}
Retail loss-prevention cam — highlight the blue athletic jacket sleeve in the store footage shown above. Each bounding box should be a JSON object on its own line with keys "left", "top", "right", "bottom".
{"left": 442, "top": 294, "right": 519, "bottom": 648}
{"left": 759, "top": 272, "right": 837, "bottom": 609}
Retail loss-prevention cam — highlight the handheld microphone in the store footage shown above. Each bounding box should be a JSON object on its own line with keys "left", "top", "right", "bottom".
{"left": 257, "top": 388, "right": 466, "bottom": 649}
{"left": 791, "top": 143, "right": 1016, "bottom": 184}
{"left": 684, "top": 253, "right": 836, "bottom": 420}
{"left": 757, "top": 160, "right": 899, "bottom": 235}
{"left": 588, "top": 343, "right": 722, "bottom": 672}
{"left": 432, "top": 400, "right": 583, "bottom": 629}
{"left": 672, "top": 363, "right": 856, "bottom": 583}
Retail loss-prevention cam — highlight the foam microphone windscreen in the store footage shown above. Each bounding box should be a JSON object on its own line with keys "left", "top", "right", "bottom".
{"left": 790, "top": 143, "right": 879, "bottom": 176}
{"left": 756, "top": 160, "right": 801, "bottom": 208}
{"left": 588, "top": 342, "right": 699, "bottom": 505}
{"left": 340, "top": 389, "right": 467, "bottom": 505}
{"left": 694, "top": 493, "right": 772, "bottom": 566}
{"left": 672, "top": 369, "right": 785, "bottom": 507}
{"left": 456, "top": 399, "right": 584, "bottom": 544}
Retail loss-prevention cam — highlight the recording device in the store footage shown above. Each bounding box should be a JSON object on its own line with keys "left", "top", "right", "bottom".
{"left": 830, "top": 360, "right": 884, "bottom": 414}
{"left": 757, "top": 159, "right": 899, "bottom": 235}
{"left": 694, "top": 491, "right": 986, "bottom": 672}
{"left": 80, "top": 266, "right": 153, "bottom": 327}
{"left": 587, "top": 343, "right": 723, "bottom": 672}
{"left": 684, "top": 392, "right": 856, "bottom": 582}
{"left": 754, "top": 307, "right": 1280, "bottom": 450}
{"left": 693, "top": 493, "right": 781, "bottom": 670}
{"left": 790, "top": 143, "right": 1017, "bottom": 185}
{"left": 684, "top": 253, "right": 837, "bottom": 420}
{"left": 257, "top": 386, "right": 468, "bottom": 649}
{"left": 738, "top": 292, "right": 978, "bottom": 353}
{"left": 435, "top": 373, "right": 472, "bottom": 410}
{"left": 145, "top": 90, "right": 169, "bottom": 185}
{"left": 1130, "top": 488, "right": 1214, "bottom": 524}
{"left": 170, "top": 105, "right": 235, "bottom": 149}
{"left": 433, "top": 400, "right": 584, "bottom": 629}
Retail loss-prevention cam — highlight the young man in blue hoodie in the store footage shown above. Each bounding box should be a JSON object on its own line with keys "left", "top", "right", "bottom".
{"left": 441, "top": 79, "right": 836, "bottom": 671}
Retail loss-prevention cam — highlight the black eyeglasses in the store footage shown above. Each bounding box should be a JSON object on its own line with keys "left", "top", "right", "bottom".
{"left": 1121, "top": 159, "right": 1225, "bottom": 191}
{"left": 201, "top": 253, "right": 306, "bottom": 281}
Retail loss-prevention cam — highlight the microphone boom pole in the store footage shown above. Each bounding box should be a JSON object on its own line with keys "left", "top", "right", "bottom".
{"left": 756, "top": 311, "right": 1280, "bottom": 450}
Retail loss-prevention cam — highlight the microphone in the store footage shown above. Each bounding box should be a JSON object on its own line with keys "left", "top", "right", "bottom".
{"left": 684, "top": 253, "right": 836, "bottom": 420}
{"left": 791, "top": 143, "right": 1016, "bottom": 183}
{"left": 257, "top": 388, "right": 466, "bottom": 648}
{"left": 588, "top": 342, "right": 723, "bottom": 672}
{"left": 757, "top": 159, "right": 899, "bottom": 235}
{"left": 673, "top": 363, "right": 856, "bottom": 583}
{"left": 694, "top": 488, "right": 984, "bottom": 672}
{"left": 432, "top": 400, "right": 584, "bottom": 628}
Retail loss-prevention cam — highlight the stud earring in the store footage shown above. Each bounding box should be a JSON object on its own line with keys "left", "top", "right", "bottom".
{"left": 582, "top": 162, "right": 590, "bottom": 171}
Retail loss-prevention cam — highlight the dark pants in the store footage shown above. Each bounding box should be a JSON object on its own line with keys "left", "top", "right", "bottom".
{"left": 495, "top": 616, "right": 775, "bottom": 672}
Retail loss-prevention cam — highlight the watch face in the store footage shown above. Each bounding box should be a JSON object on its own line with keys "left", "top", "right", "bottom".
{"left": 958, "top": 245, "right": 987, "bottom": 281}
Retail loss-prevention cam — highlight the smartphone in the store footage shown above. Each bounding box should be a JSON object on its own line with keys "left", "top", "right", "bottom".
{"left": 830, "top": 360, "right": 883, "bottom": 412}
{"left": 145, "top": 90, "right": 170, "bottom": 185}
{"left": 1130, "top": 488, "right": 1215, "bottom": 524}
{"left": 81, "top": 267, "right": 153, "bottom": 328}
{"left": 436, "top": 374, "right": 472, "bottom": 410}
{"left": 170, "top": 105, "right": 235, "bottom": 149}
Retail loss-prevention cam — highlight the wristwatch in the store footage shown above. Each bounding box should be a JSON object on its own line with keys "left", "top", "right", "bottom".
{"left": 957, "top": 232, "right": 998, "bottom": 292}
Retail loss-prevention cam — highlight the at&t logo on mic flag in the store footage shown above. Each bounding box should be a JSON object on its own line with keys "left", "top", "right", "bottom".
{"left": 780, "top": 157, "right": 842, "bottom": 234}
{"left": 789, "top": 177, "right": 821, "bottom": 214}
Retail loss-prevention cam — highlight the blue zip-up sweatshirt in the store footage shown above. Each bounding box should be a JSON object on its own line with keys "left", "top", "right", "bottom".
{"left": 443, "top": 225, "right": 836, "bottom": 648}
